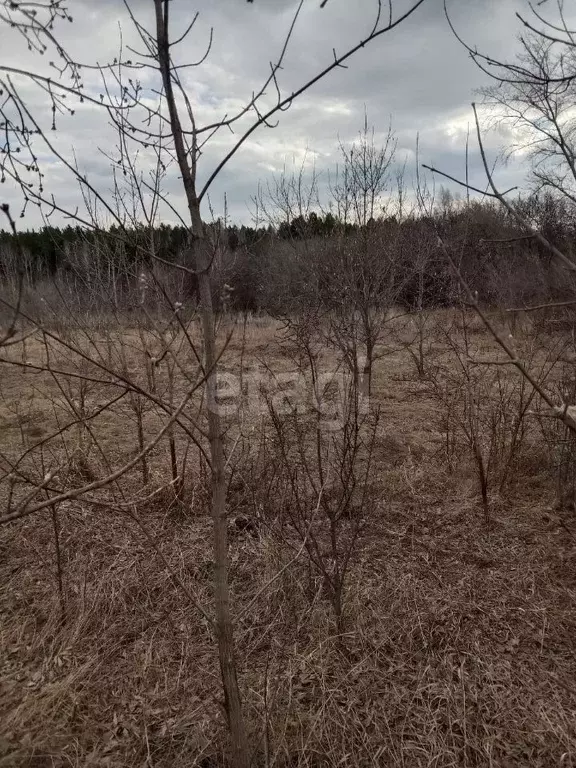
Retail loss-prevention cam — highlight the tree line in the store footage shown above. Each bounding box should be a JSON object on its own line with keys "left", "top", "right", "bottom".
{"left": 0, "top": 189, "right": 573, "bottom": 315}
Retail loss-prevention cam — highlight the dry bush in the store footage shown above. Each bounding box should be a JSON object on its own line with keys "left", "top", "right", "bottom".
{"left": 535, "top": 354, "right": 576, "bottom": 512}
{"left": 423, "top": 310, "right": 563, "bottom": 522}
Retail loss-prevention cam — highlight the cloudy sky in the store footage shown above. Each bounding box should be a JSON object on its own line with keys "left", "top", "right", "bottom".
{"left": 0, "top": 0, "right": 551, "bottom": 229}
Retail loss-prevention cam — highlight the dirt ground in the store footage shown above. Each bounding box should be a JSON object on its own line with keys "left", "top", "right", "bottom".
{"left": 1, "top": 312, "right": 576, "bottom": 767}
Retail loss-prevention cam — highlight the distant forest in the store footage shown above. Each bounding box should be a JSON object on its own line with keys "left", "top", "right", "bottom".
{"left": 0, "top": 191, "right": 574, "bottom": 314}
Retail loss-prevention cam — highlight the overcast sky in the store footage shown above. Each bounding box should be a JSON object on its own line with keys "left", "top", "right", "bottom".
{"left": 0, "top": 0, "right": 550, "bottom": 229}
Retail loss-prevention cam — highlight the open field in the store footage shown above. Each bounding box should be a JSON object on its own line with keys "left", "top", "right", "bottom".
{"left": 1, "top": 311, "right": 576, "bottom": 767}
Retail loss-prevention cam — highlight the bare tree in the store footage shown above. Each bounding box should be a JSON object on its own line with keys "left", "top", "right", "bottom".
{"left": 410, "top": 2, "right": 576, "bottom": 528}
{"left": 430, "top": 3, "right": 576, "bottom": 432}
{"left": 0, "top": 1, "right": 428, "bottom": 765}
{"left": 447, "top": 0, "right": 576, "bottom": 205}
{"left": 262, "top": 120, "right": 410, "bottom": 394}
{"left": 326, "top": 122, "right": 410, "bottom": 395}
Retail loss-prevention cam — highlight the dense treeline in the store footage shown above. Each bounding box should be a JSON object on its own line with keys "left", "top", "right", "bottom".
{"left": 0, "top": 191, "right": 574, "bottom": 314}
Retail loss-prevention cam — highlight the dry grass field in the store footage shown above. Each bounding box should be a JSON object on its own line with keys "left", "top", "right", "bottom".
{"left": 1, "top": 311, "right": 576, "bottom": 767}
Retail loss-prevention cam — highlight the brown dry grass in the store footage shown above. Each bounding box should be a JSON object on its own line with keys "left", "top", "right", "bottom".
{"left": 1, "top": 312, "right": 576, "bottom": 767}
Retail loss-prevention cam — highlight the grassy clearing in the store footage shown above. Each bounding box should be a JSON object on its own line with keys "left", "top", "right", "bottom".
{"left": 1, "top": 312, "right": 576, "bottom": 767}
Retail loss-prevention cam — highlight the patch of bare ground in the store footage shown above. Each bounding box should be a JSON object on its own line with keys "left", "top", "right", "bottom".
{"left": 1, "top": 315, "right": 576, "bottom": 767}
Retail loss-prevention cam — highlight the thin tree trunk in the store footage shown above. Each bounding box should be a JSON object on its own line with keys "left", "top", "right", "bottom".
{"left": 154, "top": 3, "right": 249, "bottom": 765}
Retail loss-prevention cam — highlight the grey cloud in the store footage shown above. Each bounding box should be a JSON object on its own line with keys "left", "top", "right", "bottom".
{"left": 0, "top": 0, "right": 556, "bottom": 228}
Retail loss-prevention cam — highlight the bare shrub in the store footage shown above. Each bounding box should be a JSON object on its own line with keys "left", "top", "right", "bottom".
{"left": 232, "top": 312, "right": 380, "bottom": 637}
{"left": 426, "top": 310, "right": 548, "bottom": 522}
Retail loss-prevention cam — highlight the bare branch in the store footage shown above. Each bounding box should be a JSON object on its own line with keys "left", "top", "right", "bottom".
{"left": 199, "top": 0, "right": 427, "bottom": 201}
